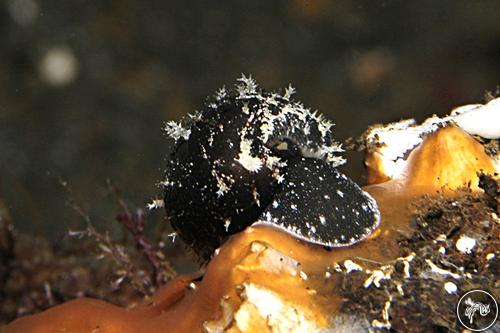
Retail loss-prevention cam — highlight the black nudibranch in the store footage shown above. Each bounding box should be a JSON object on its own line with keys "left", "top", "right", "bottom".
{"left": 163, "top": 76, "right": 380, "bottom": 260}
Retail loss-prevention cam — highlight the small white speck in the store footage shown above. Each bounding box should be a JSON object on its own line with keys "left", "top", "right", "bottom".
{"left": 455, "top": 235, "right": 476, "bottom": 254}
{"left": 252, "top": 187, "right": 260, "bottom": 206}
{"left": 444, "top": 282, "right": 457, "bottom": 294}
{"left": 241, "top": 102, "right": 250, "bottom": 114}
{"left": 426, "top": 260, "right": 461, "bottom": 279}
{"left": 402, "top": 261, "right": 411, "bottom": 278}
{"left": 344, "top": 260, "right": 363, "bottom": 273}
{"left": 167, "top": 232, "right": 177, "bottom": 243}
{"left": 224, "top": 218, "right": 231, "bottom": 232}
{"left": 364, "top": 270, "right": 382, "bottom": 288}
{"left": 265, "top": 212, "right": 272, "bottom": 223}
{"left": 215, "top": 86, "right": 227, "bottom": 100}
{"left": 319, "top": 215, "right": 326, "bottom": 225}
{"left": 325, "top": 271, "right": 332, "bottom": 279}
{"left": 486, "top": 253, "right": 495, "bottom": 260}
{"left": 283, "top": 84, "right": 296, "bottom": 100}
{"left": 438, "top": 246, "right": 446, "bottom": 255}
{"left": 435, "top": 234, "right": 447, "bottom": 242}
{"left": 396, "top": 283, "right": 404, "bottom": 296}
{"left": 299, "top": 271, "right": 308, "bottom": 280}
{"left": 147, "top": 199, "right": 164, "bottom": 210}
{"left": 272, "top": 200, "right": 279, "bottom": 208}
{"left": 291, "top": 204, "right": 297, "bottom": 210}
{"left": 324, "top": 194, "right": 330, "bottom": 200}
{"left": 336, "top": 190, "right": 344, "bottom": 198}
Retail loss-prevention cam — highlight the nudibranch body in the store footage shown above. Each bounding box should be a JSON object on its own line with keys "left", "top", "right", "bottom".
{"left": 163, "top": 76, "right": 380, "bottom": 260}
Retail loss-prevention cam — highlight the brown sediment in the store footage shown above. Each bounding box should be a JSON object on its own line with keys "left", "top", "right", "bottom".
{"left": 340, "top": 178, "right": 500, "bottom": 332}
{"left": 4, "top": 125, "right": 498, "bottom": 333}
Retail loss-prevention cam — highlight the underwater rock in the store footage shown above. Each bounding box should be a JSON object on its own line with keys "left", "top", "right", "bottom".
{"left": 364, "top": 97, "right": 500, "bottom": 185}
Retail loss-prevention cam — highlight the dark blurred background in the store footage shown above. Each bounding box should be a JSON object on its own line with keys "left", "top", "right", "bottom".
{"left": 1, "top": 0, "right": 499, "bottom": 239}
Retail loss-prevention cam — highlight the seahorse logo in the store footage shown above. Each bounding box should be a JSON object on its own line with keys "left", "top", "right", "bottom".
{"left": 457, "top": 289, "right": 498, "bottom": 332}
{"left": 464, "top": 297, "right": 490, "bottom": 324}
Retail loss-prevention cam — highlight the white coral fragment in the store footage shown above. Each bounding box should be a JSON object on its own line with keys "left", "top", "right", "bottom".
{"left": 371, "top": 296, "right": 392, "bottom": 330}
{"left": 343, "top": 259, "right": 363, "bottom": 273}
{"left": 234, "top": 283, "right": 323, "bottom": 333}
{"left": 455, "top": 235, "right": 476, "bottom": 254}
{"left": 444, "top": 281, "right": 458, "bottom": 294}
{"left": 452, "top": 97, "right": 500, "bottom": 139}
{"left": 425, "top": 260, "right": 461, "bottom": 279}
